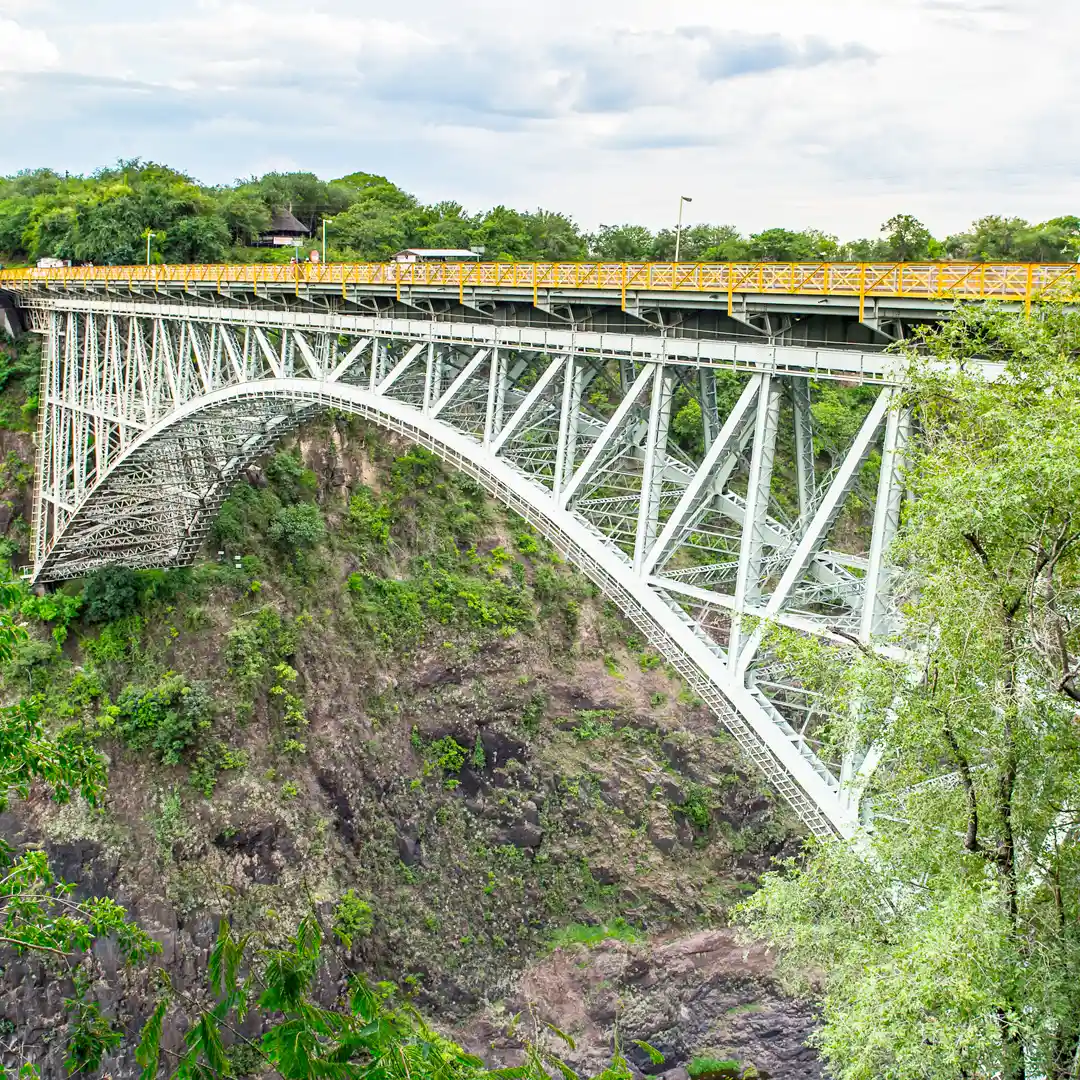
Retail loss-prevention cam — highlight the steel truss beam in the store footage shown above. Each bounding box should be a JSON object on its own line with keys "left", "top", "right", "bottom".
{"left": 17, "top": 295, "right": 917, "bottom": 840}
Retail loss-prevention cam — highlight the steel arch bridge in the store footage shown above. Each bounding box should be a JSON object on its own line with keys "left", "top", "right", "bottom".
{"left": 0, "top": 264, "right": 951, "bottom": 840}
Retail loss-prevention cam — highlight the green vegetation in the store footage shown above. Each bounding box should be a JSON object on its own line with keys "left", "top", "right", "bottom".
{"left": 126, "top": 917, "right": 642, "bottom": 1080}
{"left": 548, "top": 917, "right": 641, "bottom": 950}
{"left": 0, "top": 574, "right": 161, "bottom": 1073}
{"left": 676, "top": 783, "right": 714, "bottom": 831}
{"left": 686, "top": 1057, "right": 744, "bottom": 1080}
{"left": 333, "top": 889, "right": 375, "bottom": 948}
{"left": 0, "top": 332, "right": 40, "bottom": 430}
{"left": 571, "top": 710, "right": 618, "bottom": 740}
{"left": 2, "top": 160, "right": 1077, "bottom": 266}
{"left": 737, "top": 304, "right": 1080, "bottom": 1080}
{"left": 104, "top": 672, "right": 213, "bottom": 765}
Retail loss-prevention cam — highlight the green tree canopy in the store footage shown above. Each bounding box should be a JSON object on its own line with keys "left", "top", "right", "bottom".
{"left": 2, "top": 158, "right": 1080, "bottom": 267}
{"left": 737, "top": 303, "right": 1080, "bottom": 1080}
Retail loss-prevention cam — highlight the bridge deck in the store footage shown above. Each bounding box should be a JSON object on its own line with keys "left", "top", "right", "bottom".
{"left": 2, "top": 261, "right": 1077, "bottom": 318}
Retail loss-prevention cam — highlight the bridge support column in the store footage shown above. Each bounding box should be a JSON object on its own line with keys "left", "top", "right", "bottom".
{"left": 728, "top": 373, "right": 781, "bottom": 670}
{"left": 698, "top": 368, "right": 721, "bottom": 452}
{"left": 860, "top": 392, "right": 909, "bottom": 641}
{"left": 483, "top": 347, "right": 509, "bottom": 448}
{"left": 422, "top": 342, "right": 436, "bottom": 413}
{"left": 791, "top": 377, "right": 816, "bottom": 527}
{"left": 634, "top": 365, "right": 675, "bottom": 573}
{"left": 553, "top": 354, "right": 584, "bottom": 498}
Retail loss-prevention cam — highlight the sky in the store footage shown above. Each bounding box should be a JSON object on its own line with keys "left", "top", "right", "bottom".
{"left": 0, "top": 0, "right": 1076, "bottom": 238}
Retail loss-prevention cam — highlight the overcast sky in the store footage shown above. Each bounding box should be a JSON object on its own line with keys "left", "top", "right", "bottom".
{"left": 0, "top": 0, "right": 1075, "bottom": 237}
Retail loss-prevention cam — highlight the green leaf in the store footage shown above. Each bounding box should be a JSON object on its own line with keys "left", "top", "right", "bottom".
{"left": 543, "top": 1022, "right": 576, "bottom": 1051}
{"left": 136, "top": 998, "right": 168, "bottom": 1080}
{"left": 632, "top": 1040, "right": 665, "bottom": 1066}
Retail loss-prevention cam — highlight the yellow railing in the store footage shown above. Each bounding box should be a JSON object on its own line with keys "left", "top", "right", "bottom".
{"left": 3, "top": 261, "right": 1078, "bottom": 314}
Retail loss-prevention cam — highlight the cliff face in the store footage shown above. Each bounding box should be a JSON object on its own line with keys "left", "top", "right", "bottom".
{"left": 0, "top": 408, "right": 819, "bottom": 1078}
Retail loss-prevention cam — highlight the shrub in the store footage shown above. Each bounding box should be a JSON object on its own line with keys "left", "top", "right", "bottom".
{"left": 267, "top": 502, "right": 326, "bottom": 554}
{"left": 389, "top": 446, "right": 442, "bottom": 492}
{"left": 347, "top": 573, "right": 425, "bottom": 648}
{"left": 108, "top": 673, "right": 213, "bottom": 765}
{"left": 333, "top": 890, "right": 374, "bottom": 948}
{"left": 347, "top": 487, "right": 392, "bottom": 549}
{"left": 82, "top": 615, "right": 142, "bottom": 666}
{"left": 687, "top": 1058, "right": 743, "bottom": 1080}
{"left": 212, "top": 482, "right": 281, "bottom": 549}
{"left": 572, "top": 709, "right": 617, "bottom": 740}
{"left": 515, "top": 531, "right": 540, "bottom": 555}
{"left": 266, "top": 450, "right": 318, "bottom": 501}
{"left": 83, "top": 566, "right": 142, "bottom": 624}
{"left": 225, "top": 607, "right": 297, "bottom": 701}
{"left": 429, "top": 736, "right": 467, "bottom": 774}
{"left": 19, "top": 589, "right": 83, "bottom": 643}
{"left": 189, "top": 741, "right": 248, "bottom": 797}
{"left": 678, "top": 783, "right": 713, "bottom": 830}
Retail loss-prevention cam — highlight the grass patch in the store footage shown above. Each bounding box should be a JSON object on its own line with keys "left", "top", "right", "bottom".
{"left": 548, "top": 916, "right": 641, "bottom": 950}
{"left": 687, "top": 1058, "right": 743, "bottom": 1080}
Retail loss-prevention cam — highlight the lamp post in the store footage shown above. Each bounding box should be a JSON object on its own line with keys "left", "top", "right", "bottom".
{"left": 145, "top": 230, "right": 156, "bottom": 266}
{"left": 322, "top": 219, "right": 327, "bottom": 265}
{"left": 674, "top": 195, "right": 693, "bottom": 263}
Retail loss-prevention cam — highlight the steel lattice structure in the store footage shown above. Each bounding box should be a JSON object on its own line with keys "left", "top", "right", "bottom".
{"left": 4, "top": 279, "right": 925, "bottom": 839}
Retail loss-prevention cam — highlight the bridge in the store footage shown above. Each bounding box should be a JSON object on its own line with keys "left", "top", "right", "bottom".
{"left": 0, "top": 261, "right": 1048, "bottom": 839}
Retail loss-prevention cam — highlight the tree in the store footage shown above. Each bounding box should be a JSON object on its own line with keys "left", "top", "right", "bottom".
{"left": 737, "top": 303, "right": 1080, "bottom": 1080}
{"left": 328, "top": 201, "right": 418, "bottom": 260}
{"left": 83, "top": 565, "right": 141, "bottom": 623}
{"left": 268, "top": 502, "right": 327, "bottom": 554}
{"left": 747, "top": 227, "right": 838, "bottom": 262}
{"left": 945, "top": 214, "right": 1043, "bottom": 262}
{"left": 651, "top": 224, "right": 748, "bottom": 262}
{"left": 521, "top": 209, "right": 587, "bottom": 261}
{"left": 471, "top": 206, "right": 535, "bottom": 260}
{"left": 880, "top": 213, "right": 932, "bottom": 261}
{"left": 589, "top": 224, "right": 654, "bottom": 261}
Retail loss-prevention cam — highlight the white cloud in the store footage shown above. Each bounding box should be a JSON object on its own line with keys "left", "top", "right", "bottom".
{"left": 0, "top": 17, "right": 58, "bottom": 72}
{"left": 0, "top": 0, "right": 1077, "bottom": 237}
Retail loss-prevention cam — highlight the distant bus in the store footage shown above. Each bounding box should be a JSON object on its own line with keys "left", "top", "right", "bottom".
{"left": 392, "top": 248, "right": 483, "bottom": 264}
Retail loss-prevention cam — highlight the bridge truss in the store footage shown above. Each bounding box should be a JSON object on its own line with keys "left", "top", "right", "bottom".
{"left": 16, "top": 293, "right": 912, "bottom": 839}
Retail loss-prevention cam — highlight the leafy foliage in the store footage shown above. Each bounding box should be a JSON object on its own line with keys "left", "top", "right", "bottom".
{"left": 132, "top": 916, "right": 639, "bottom": 1080}
{"left": 4, "top": 159, "right": 1076, "bottom": 268}
{"left": 267, "top": 501, "right": 327, "bottom": 554}
{"left": 0, "top": 573, "right": 159, "bottom": 1072}
{"left": 737, "top": 304, "right": 1080, "bottom": 1080}
{"left": 225, "top": 606, "right": 298, "bottom": 711}
{"left": 103, "top": 672, "right": 213, "bottom": 765}
{"left": 333, "top": 889, "right": 375, "bottom": 949}
{"left": 82, "top": 565, "right": 140, "bottom": 623}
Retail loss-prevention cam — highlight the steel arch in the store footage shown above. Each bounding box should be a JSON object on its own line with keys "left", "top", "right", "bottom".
{"left": 48, "top": 376, "right": 864, "bottom": 838}
{"left": 19, "top": 299, "right": 916, "bottom": 839}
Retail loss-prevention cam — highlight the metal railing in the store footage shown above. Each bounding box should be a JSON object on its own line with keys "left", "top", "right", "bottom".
{"left": 3, "top": 260, "right": 1078, "bottom": 315}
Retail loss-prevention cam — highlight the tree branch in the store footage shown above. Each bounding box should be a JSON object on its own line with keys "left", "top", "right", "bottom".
{"left": 942, "top": 719, "right": 982, "bottom": 855}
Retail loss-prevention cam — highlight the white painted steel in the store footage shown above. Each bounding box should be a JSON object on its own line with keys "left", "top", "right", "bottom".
{"left": 16, "top": 293, "right": 920, "bottom": 840}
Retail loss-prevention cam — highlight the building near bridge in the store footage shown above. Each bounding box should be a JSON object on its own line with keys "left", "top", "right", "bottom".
{"left": 257, "top": 209, "right": 311, "bottom": 248}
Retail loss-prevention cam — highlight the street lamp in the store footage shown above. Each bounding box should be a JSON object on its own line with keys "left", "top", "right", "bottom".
{"left": 674, "top": 195, "right": 693, "bottom": 263}
{"left": 146, "top": 230, "right": 156, "bottom": 266}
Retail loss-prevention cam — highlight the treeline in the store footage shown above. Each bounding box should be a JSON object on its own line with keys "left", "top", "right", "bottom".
{"left": 1, "top": 159, "right": 1078, "bottom": 266}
